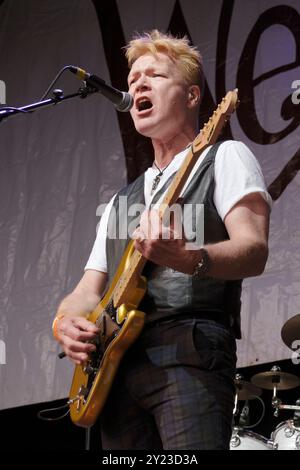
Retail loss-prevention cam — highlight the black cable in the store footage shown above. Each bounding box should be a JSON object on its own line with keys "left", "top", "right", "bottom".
{"left": 39, "top": 65, "right": 76, "bottom": 100}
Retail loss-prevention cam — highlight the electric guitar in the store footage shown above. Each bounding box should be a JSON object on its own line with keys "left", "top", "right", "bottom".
{"left": 68, "top": 89, "right": 239, "bottom": 427}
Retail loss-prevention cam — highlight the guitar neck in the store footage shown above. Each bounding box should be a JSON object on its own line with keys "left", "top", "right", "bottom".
{"left": 157, "top": 143, "right": 207, "bottom": 219}
{"left": 113, "top": 246, "right": 145, "bottom": 307}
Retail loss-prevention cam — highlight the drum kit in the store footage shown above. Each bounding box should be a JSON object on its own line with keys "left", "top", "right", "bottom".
{"left": 231, "top": 314, "right": 300, "bottom": 450}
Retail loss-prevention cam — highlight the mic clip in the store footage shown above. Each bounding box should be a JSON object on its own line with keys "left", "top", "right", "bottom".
{"left": 78, "top": 83, "right": 96, "bottom": 99}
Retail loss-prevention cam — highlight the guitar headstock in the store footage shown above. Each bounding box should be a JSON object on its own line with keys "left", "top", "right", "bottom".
{"left": 192, "top": 89, "right": 239, "bottom": 152}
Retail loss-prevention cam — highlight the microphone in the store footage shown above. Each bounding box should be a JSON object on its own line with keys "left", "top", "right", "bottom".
{"left": 69, "top": 66, "right": 133, "bottom": 112}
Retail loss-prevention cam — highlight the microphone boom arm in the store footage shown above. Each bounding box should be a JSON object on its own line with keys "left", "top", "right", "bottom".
{"left": 0, "top": 86, "right": 97, "bottom": 123}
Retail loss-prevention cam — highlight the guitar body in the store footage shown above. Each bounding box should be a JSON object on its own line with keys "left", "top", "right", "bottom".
{"left": 69, "top": 241, "right": 146, "bottom": 427}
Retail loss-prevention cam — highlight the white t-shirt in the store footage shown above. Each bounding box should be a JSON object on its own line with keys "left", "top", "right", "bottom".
{"left": 85, "top": 140, "right": 272, "bottom": 273}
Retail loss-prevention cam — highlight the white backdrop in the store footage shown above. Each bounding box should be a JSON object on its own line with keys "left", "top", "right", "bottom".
{"left": 0, "top": 0, "right": 299, "bottom": 409}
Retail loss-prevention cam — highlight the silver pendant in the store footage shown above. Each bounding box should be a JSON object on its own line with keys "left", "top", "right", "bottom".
{"left": 151, "top": 174, "right": 162, "bottom": 195}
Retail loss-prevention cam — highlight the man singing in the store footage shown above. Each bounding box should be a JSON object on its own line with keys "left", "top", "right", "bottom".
{"left": 52, "top": 30, "right": 271, "bottom": 450}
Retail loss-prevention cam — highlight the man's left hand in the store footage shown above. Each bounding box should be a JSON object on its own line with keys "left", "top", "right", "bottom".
{"left": 132, "top": 209, "right": 199, "bottom": 274}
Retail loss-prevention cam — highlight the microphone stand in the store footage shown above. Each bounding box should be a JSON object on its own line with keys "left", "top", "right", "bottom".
{"left": 0, "top": 86, "right": 96, "bottom": 123}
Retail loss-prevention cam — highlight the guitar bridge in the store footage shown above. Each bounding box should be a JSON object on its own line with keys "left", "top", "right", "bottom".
{"left": 75, "top": 386, "right": 89, "bottom": 410}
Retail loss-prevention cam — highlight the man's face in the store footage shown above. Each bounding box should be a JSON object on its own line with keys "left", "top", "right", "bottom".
{"left": 128, "top": 53, "right": 192, "bottom": 141}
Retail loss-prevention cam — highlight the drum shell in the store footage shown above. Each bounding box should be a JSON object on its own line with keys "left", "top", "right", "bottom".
{"left": 271, "top": 420, "right": 300, "bottom": 450}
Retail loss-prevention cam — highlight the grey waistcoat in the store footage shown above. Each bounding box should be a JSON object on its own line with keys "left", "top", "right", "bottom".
{"left": 106, "top": 143, "right": 242, "bottom": 338}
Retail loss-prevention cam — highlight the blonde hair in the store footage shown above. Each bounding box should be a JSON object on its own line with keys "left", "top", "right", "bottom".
{"left": 125, "top": 30, "right": 204, "bottom": 94}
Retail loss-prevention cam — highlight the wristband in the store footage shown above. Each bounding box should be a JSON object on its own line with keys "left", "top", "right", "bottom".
{"left": 192, "top": 247, "right": 211, "bottom": 278}
{"left": 52, "top": 315, "right": 65, "bottom": 340}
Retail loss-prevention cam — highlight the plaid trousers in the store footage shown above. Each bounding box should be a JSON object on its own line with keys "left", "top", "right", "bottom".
{"left": 100, "top": 317, "right": 237, "bottom": 450}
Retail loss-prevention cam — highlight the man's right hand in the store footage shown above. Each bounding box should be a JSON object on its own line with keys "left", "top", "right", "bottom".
{"left": 53, "top": 270, "right": 107, "bottom": 365}
{"left": 56, "top": 316, "right": 100, "bottom": 365}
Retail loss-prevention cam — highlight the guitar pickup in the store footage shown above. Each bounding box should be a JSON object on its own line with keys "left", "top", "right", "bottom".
{"left": 83, "top": 365, "right": 98, "bottom": 375}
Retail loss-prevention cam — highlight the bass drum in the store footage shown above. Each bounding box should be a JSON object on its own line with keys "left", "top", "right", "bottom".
{"left": 230, "top": 427, "right": 276, "bottom": 450}
{"left": 271, "top": 420, "right": 300, "bottom": 450}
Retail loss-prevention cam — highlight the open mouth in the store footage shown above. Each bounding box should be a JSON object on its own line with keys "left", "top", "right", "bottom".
{"left": 136, "top": 99, "right": 153, "bottom": 112}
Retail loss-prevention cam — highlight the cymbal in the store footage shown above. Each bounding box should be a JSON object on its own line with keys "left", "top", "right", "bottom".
{"left": 234, "top": 377, "right": 262, "bottom": 400}
{"left": 281, "top": 314, "right": 300, "bottom": 349}
{"left": 251, "top": 371, "right": 300, "bottom": 390}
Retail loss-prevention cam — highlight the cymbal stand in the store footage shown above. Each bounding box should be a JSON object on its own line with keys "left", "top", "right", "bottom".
{"left": 270, "top": 366, "right": 282, "bottom": 416}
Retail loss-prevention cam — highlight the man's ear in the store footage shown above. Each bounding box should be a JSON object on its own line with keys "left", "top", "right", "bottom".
{"left": 187, "top": 85, "right": 201, "bottom": 108}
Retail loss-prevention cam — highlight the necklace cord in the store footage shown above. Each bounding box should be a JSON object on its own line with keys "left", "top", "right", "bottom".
{"left": 153, "top": 160, "right": 172, "bottom": 174}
